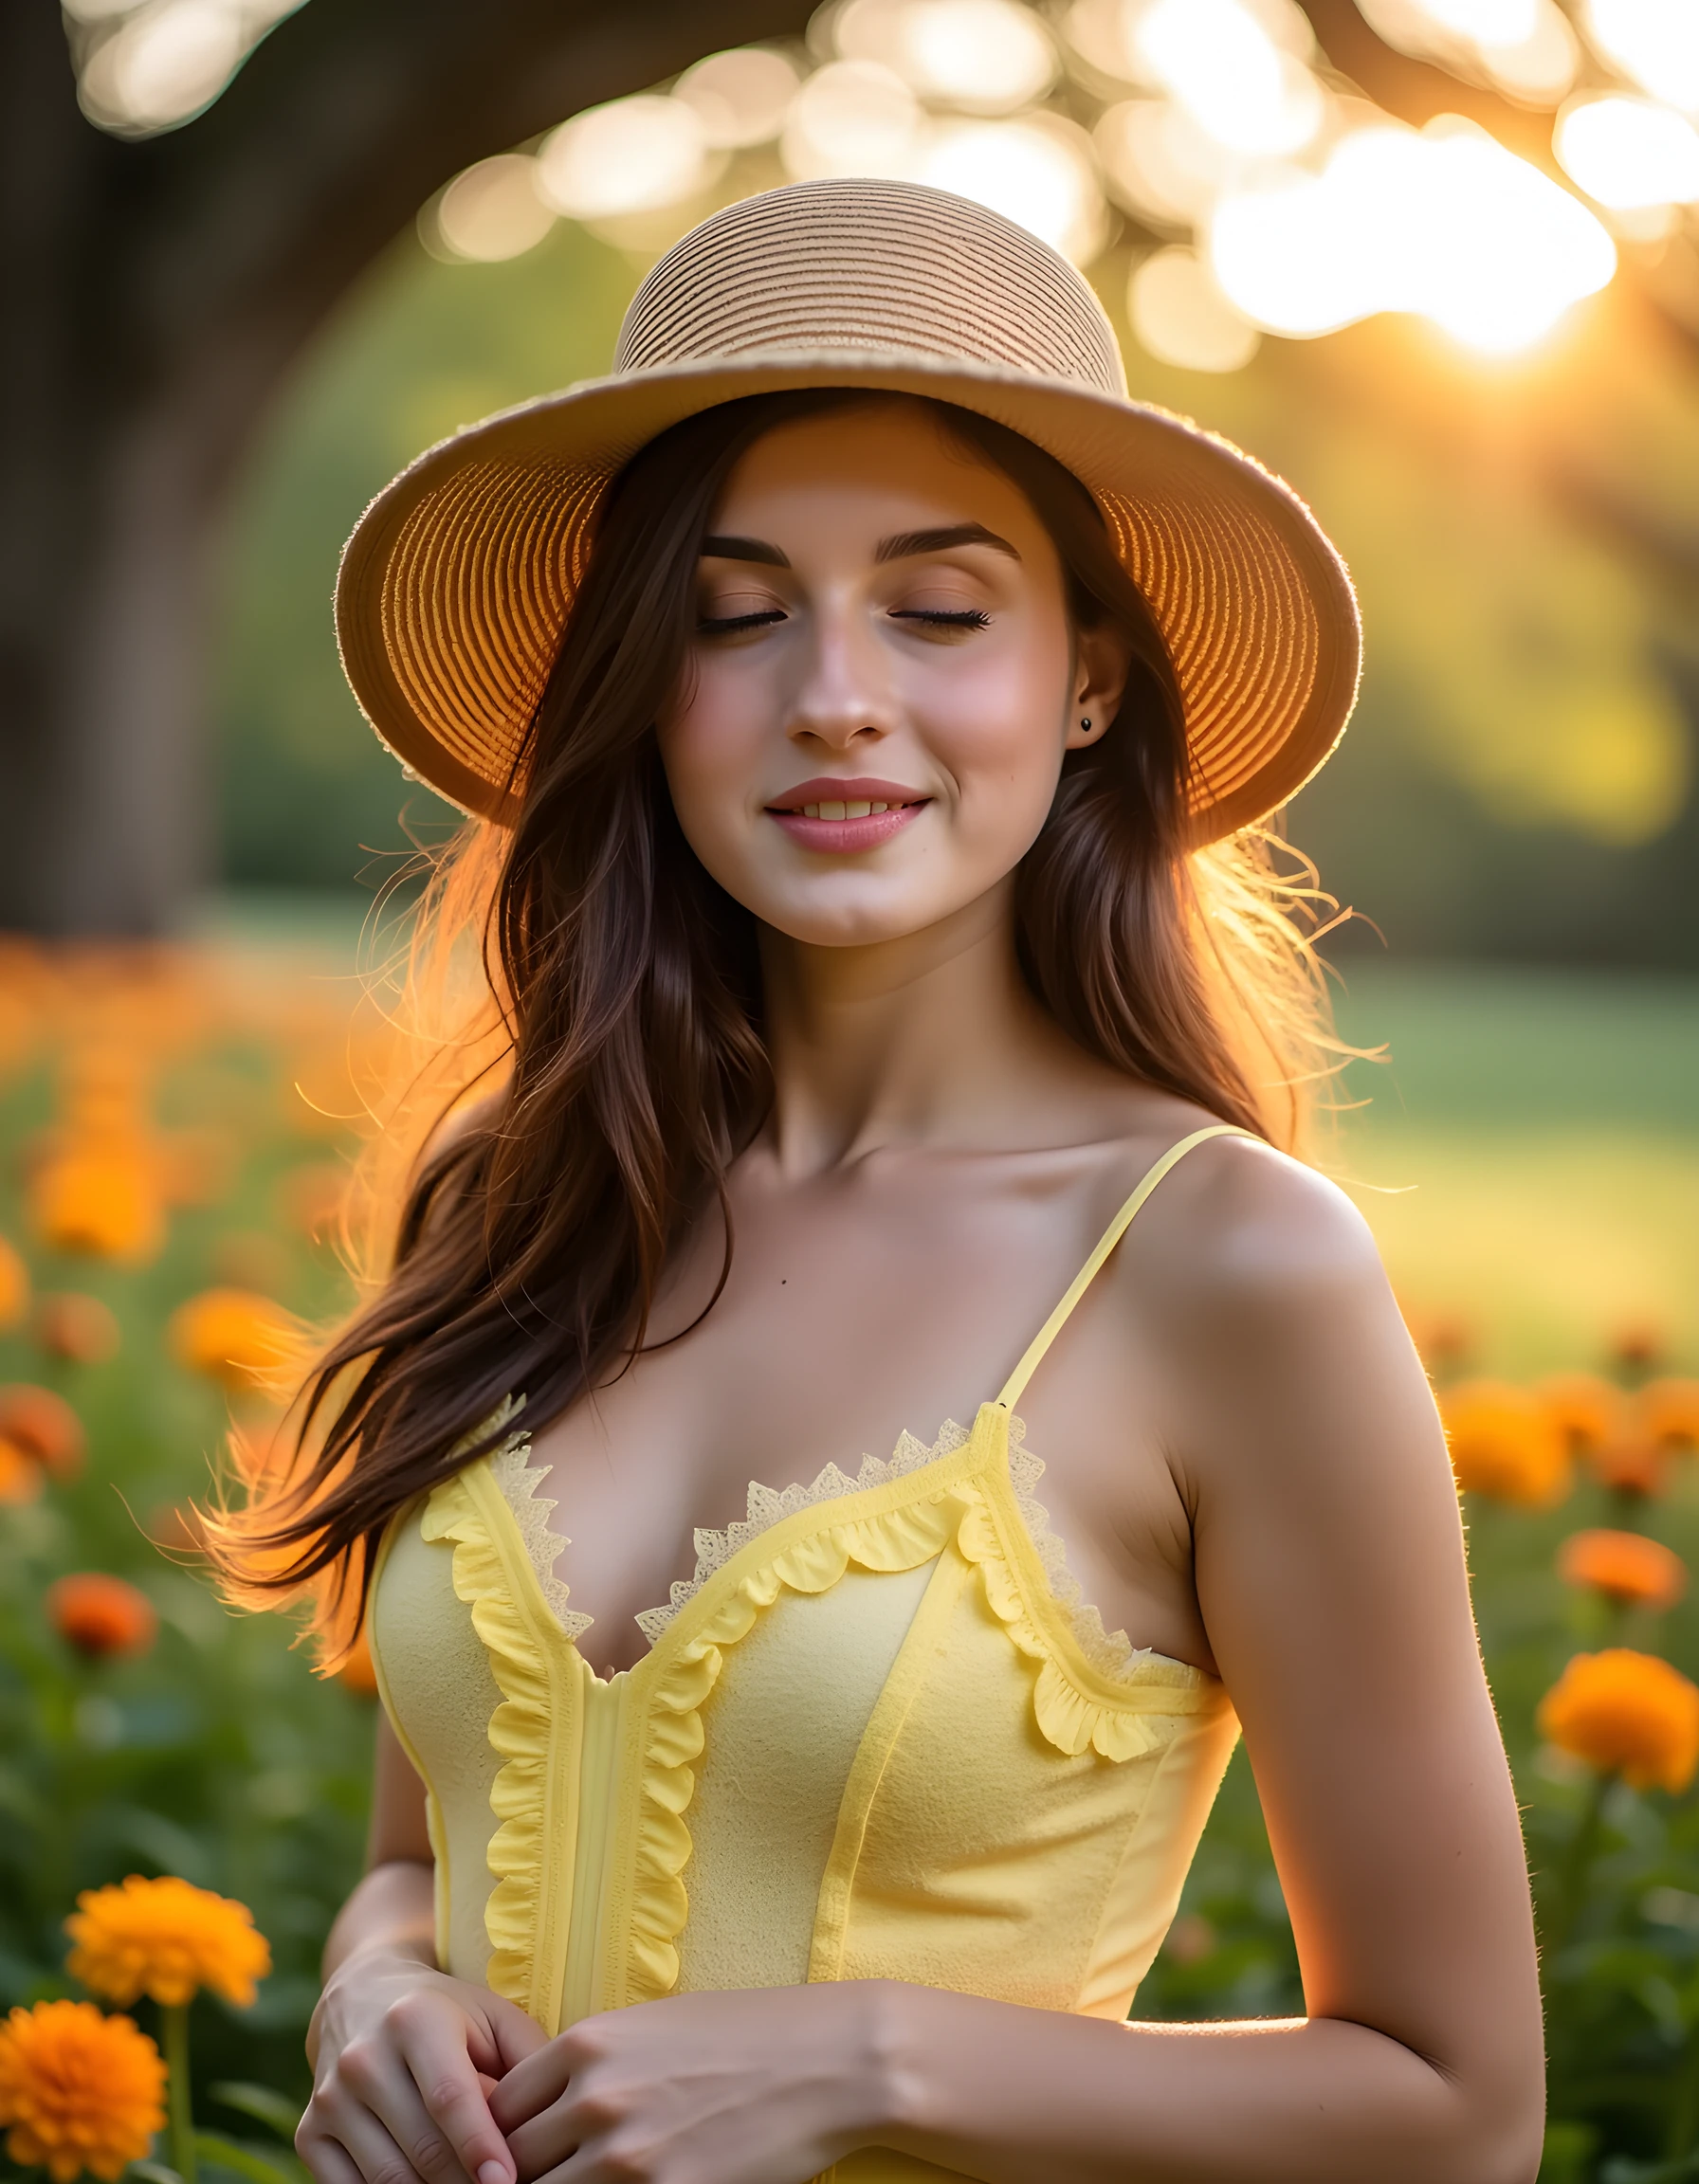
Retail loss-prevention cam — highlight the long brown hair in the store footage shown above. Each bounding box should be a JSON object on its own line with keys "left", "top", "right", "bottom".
{"left": 209, "top": 390, "right": 1348, "bottom": 1662}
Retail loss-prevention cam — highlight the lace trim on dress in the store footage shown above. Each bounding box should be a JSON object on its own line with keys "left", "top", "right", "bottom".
{"left": 630, "top": 1418, "right": 973, "bottom": 1646}
{"left": 485, "top": 1404, "right": 1144, "bottom": 1684}
{"left": 476, "top": 1396, "right": 593, "bottom": 1643}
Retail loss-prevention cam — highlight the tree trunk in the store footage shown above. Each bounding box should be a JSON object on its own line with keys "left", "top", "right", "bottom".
{"left": 0, "top": 0, "right": 813, "bottom": 935}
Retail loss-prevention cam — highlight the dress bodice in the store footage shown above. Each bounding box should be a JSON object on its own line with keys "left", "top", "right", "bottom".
{"left": 368, "top": 1127, "right": 1247, "bottom": 2184}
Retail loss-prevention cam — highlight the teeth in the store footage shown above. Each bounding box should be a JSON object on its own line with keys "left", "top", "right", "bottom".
{"left": 868, "top": 802, "right": 887, "bottom": 814}
{"left": 845, "top": 800, "right": 872, "bottom": 819}
{"left": 802, "top": 804, "right": 819, "bottom": 818}
{"left": 818, "top": 800, "right": 847, "bottom": 821}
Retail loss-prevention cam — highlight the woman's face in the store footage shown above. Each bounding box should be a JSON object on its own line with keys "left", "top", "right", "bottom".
{"left": 656, "top": 402, "right": 1129, "bottom": 949}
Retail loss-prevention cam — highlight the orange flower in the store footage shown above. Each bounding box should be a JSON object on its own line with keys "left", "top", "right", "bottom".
{"left": 0, "top": 2000, "right": 166, "bottom": 2183}
{"left": 168, "top": 1288, "right": 295, "bottom": 1391}
{"left": 1538, "top": 1647, "right": 1699, "bottom": 1793}
{"left": 0, "top": 1438, "right": 44, "bottom": 1506}
{"left": 1641, "top": 1378, "right": 1699, "bottom": 1452}
{"left": 1440, "top": 1380, "right": 1571, "bottom": 1506}
{"left": 0, "top": 1386, "right": 85, "bottom": 1483}
{"left": 28, "top": 1141, "right": 166, "bottom": 1265}
{"left": 337, "top": 1628, "right": 379, "bottom": 1698}
{"left": 34, "top": 1294, "right": 119, "bottom": 1366}
{"left": 1588, "top": 1432, "right": 1670, "bottom": 1499}
{"left": 0, "top": 1236, "right": 28, "bottom": 1330}
{"left": 1540, "top": 1374, "right": 1627, "bottom": 1456}
{"left": 65, "top": 1876, "right": 271, "bottom": 2010}
{"left": 1557, "top": 1529, "right": 1687, "bottom": 1611}
{"left": 47, "top": 1575, "right": 157, "bottom": 1660}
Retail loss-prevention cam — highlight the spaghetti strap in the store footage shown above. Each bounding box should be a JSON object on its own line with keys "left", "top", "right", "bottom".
{"left": 995, "top": 1123, "right": 1254, "bottom": 1411}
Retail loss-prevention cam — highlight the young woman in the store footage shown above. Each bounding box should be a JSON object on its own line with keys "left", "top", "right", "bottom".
{"left": 218, "top": 178, "right": 1544, "bottom": 2184}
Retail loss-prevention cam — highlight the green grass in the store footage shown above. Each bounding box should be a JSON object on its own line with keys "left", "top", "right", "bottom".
{"left": 1329, "top": 963, "right": 1699, "bottom": 1375}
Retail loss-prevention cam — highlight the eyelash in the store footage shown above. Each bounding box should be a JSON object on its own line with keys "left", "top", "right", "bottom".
{"left": 696, "top": 608, "right": 991, "bottom": 635}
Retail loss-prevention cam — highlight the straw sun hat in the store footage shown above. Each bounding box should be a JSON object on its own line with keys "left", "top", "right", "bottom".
{"left": 337, "top": 176, "right": 1361, "bottom": 842}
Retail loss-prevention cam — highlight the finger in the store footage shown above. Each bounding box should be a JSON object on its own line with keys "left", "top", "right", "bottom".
{"left": 310, "top": 2100, "right": 424, "bottom": 2184}
{"left": 486, "top": 2044, "right": 575, "bottom": 2137}
{"left": 483, "top": 1995, "right": 551, "bottom": 2077}
{"left": 296, "top": 2120, "right": 366, "bottom": 2184}
{"left": 337, "top": 2035, "right": 472, "bottom": 2184}
{"left": 390, "top": 2004, "right": 516, "bottom": 2184}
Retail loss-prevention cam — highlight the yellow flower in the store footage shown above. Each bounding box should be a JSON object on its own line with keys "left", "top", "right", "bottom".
{"left": 65, "top": 1876, "right": 271, "bottom": 2010}
{"left": 0, "top": 2000, "right": 166, "bottom": 2183}
{"left": 167, "top": 1288, "right": 296, "bottom": 1391}
{"left": 1538, "top": 1647, "right": 1699, "bottom": 1793}
{"left": 1440, "top": 1379, "right": 1571, "bottom": 1506}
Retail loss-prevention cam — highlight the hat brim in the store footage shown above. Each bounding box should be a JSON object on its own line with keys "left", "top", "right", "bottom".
{"left": 336, "top": 349, "right": 1361, "bottom": 844}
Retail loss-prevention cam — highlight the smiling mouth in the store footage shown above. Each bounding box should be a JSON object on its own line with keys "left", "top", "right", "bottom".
{"left": 763, "top": 780, "right": 931, "bottom": 851}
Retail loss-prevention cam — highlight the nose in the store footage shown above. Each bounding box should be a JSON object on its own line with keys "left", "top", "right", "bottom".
{"left": 786, "top": 590, "right": 897, "bottom": 754}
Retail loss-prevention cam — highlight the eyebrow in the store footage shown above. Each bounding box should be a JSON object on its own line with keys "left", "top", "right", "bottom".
{"left": 701, "top": 534, "right": 790, "bottom": 566}
{"left": 697, "top": 521, "right": 1020, "bottom": 570}
{"left": 875, "top": 523, "right": 1020, "bottom": 564}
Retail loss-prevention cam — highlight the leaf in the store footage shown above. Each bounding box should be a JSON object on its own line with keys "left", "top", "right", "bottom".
{"left": 210, "top": 2084, "right": 304, "bottom": 2142}
{"left": 193, "top": 2130, "right": 309, "bottom": 2184}
{"left": 130, "top": 2162, "right": 186, "bottom": 2184}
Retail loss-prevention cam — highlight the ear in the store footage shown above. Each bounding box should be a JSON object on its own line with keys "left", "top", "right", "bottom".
{"left": 1064, "top": 623, "right": 1133, "bottom": 753}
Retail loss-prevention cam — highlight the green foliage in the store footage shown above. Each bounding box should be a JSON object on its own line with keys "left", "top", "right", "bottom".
{"left": 0, "top": 952, "right": 1695, "bottom": 2184}
{"left": 0, "top": 976, "right": 372, "bottom": 2169}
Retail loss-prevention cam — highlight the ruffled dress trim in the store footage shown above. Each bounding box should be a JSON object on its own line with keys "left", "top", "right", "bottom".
{"left": 429, "top": 1396, "right": 1223, "bottom": 2015}
{"left": 419, "top": 1397, "right": 586, "bottom": 2020}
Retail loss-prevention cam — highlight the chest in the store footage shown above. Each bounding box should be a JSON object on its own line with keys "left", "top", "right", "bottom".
{"left": 525, "top": 1163, "right": 1198, "bottom": 1676}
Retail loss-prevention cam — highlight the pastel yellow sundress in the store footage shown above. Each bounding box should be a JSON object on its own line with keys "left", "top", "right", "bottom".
{"left": 369, "top": 1125, "right": 1246, "bottom": 2181}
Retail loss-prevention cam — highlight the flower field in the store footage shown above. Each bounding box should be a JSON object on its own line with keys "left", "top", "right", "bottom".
{"left": 0, "top": 934, "right": 1696, "bottom": 2184}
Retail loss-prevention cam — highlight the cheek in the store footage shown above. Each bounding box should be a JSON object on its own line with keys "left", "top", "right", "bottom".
{"left": 657, "top": 661, "right": 767, "bottom": 830}
{"left": 926, "top": 630, "right": 1069, "bottom": 805}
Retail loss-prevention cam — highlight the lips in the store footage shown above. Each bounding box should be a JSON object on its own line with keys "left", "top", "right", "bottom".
{"left": 764, "top": 776, "right": 931, "bottom": 855}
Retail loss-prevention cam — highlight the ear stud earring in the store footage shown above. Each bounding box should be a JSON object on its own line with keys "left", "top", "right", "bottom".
{"left": 1080, "top": 716, "right": 1092, "bottom": 732}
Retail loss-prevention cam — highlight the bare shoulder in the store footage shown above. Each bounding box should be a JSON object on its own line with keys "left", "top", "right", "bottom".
{"left": 1126, "top": 1126, "right": 1387, "bottom": 1319}
{"left": 1106, "top": 1123, "right": 1438, "bottom": 1505}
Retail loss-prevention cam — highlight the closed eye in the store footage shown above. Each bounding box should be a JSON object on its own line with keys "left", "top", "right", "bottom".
{"left": 890, "top": 609, "right": 991, "bottom": 631}
{"left": 698, "top": 609, "right": 788, "bottom": 635}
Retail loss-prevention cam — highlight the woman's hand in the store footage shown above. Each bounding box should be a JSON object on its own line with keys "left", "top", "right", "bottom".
{"left": 300, "top": 1944, "right": 549, "bottom": 2184}
{"left": 488, "top": 1983, "right": 895, "bottom": 2184}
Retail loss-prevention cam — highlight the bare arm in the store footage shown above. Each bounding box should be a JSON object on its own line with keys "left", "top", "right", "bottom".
{"left": 490, "top": 1146, "right": 1545, "bottom": 2184}
{"left": 300, "top": 1715, "right": 546, "bottom": 2184}
{"left": 865, "top": 1162, "right": 1544, "bottom": 2182}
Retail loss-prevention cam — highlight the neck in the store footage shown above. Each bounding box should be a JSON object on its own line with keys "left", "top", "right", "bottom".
{"left": 758, "top": 881, "right": 1069, "bottom": 1174}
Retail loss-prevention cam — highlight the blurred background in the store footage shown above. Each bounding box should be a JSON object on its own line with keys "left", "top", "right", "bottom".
{"left": 1, "top": 4, "right": 1698, "bottom": 2181}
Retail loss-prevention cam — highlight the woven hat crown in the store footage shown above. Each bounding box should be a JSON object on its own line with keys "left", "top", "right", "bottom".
{"left": 613, "top": 178, "right": 1128, "bottom": 394}
{"left": 336, "top": 177, "right": 1359, "bottom": 836}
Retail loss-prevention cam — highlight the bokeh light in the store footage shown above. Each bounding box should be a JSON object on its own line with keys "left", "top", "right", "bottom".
{"left": 1583, "top": 0, "right": 1699, "bottom": 114}
{"left": 429, "top": 155, "right": 557, "bottom": 264}
{"left": 780, "top": 58, "right": 923, "bottom": 179}
{"left": 1211, "top": 117, "right": 1617, "bottom": 353}
{"left": 1357, "top": 0, "right": 1580, "bottom": 104}
{"left": 1131, "top": 0, "right": 1324, "bottom": 157}
{"left": 673, "top": 46, "right": 803, "bottom": 149}
{"left": 916, "top": 113, "right": 1105, "bottom": 262}
{"left": 832, "top": 0, "right": 1057, "bottom": 114}
{"left": 1557, "top": 93, "right": 1699, "bottom": 209}
{"left": 1129, "top": 245, "right": 1262, "bottom": 370}
{"left": 75, "top": 0, "right": 305, "bottom": 132}
{"left": 537, "top": 95, "right": 716, "bottom": 221}
{"left": 1095, "top": 97, "right": 1248, "bottom": 228}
